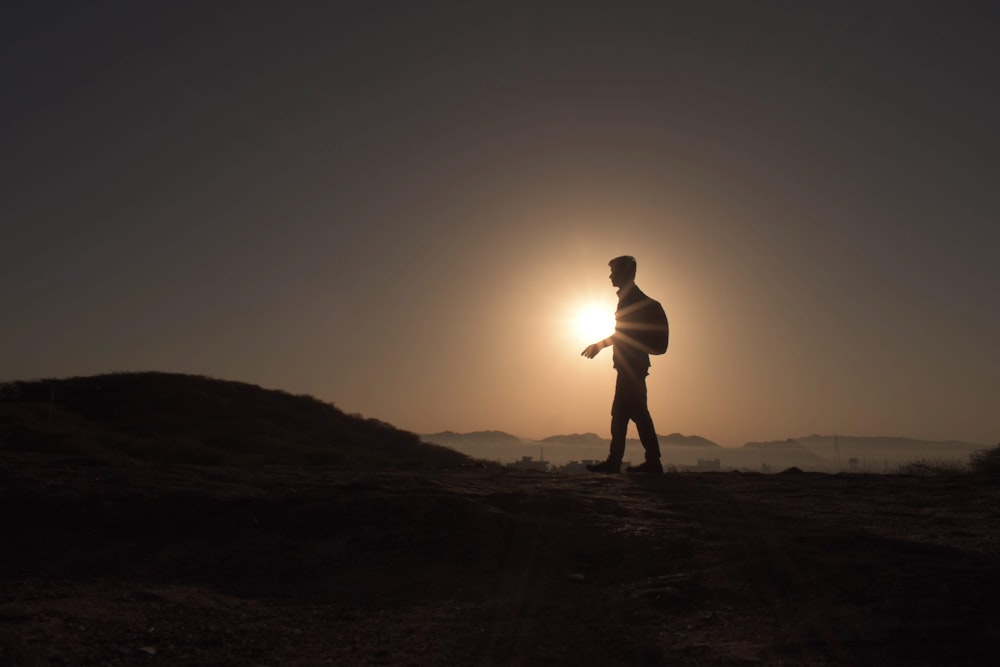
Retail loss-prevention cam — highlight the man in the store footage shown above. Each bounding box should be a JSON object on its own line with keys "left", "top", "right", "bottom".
{"left": 581, "top": 255, "right": 665, "bottom": 474}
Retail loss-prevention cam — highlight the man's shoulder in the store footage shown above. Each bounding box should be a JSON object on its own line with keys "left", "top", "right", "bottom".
{"left": 620, "top": 284, "right": 654, "bottom": 306}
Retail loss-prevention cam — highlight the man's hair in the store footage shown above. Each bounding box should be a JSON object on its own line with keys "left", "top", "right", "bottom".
{"left": 609, "top": 255, "right": 637, "bottom": 281}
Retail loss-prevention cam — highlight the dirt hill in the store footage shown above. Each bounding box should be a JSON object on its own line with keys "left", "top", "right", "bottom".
{"left": 2, "top": 452, "right": 998, "bottom": 666}
{"left": 2, "top": 373, "right": 998, "bottom": 664}
{"left": 0, "top": 372, "right": 469, "bottom": 468}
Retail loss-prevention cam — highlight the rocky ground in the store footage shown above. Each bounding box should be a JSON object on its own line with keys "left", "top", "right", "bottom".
{"left": 2, "top": 452, "right": 999, "bottom": 666}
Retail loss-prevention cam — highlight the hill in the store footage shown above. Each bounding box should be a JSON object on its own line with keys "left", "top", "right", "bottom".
{"left": 0, "top": 372, "right": 469, "bottom": 468}
{"left": 795, "top": 434, "right": 984, "bottom": 450}
{"left": 423, "top": 430, "right": 523, "bottom": 444}
{"left": 742, "top": 435, "right": 988, "bottom": 471}
{"left": 660, "top": 432, "right": 721, "bottom": 447}
{"left": 743, "top": 438, "right": 809, "bottom": 449}
{"left": 540, "top": 432, "right": 608, "bottom": 446}
{"left": 424, "top": 431, "right": 725, "bottom": 466}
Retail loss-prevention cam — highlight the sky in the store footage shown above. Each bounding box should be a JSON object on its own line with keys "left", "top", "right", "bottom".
{"left": 3, "top": 1, "right": 998, "bottom": 447}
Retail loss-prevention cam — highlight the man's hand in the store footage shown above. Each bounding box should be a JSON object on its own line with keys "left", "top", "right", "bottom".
{"left": 581, "top": 342, "right": 604, "bottom": 359}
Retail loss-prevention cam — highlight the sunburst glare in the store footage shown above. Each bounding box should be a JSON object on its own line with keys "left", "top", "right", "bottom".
{"left": 573, "top": 304, "right": 616, "bottom": 344}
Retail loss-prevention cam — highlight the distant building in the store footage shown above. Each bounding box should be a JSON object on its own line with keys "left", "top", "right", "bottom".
{"left": 554, "top": 460, "right": 595, "bottom": 474}
{"left": 551, "top": 460, "right": 633, "bottom": 474}
{"left": 506, "top": 456, "right": 549, "bottom": 472}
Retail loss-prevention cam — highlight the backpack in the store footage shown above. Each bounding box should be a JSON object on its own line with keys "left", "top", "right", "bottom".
{"left": 620, "top": 297, "right": 670, "bottom": 355}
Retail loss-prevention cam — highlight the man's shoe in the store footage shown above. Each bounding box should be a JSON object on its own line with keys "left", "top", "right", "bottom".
{"left": 586, "top": 460, "right": 621, "bottom": 474}
{"left": 626, "top": 460, "right": 664, "bottom": 474}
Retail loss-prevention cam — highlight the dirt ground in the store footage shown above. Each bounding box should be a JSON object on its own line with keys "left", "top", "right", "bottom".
{"left": 1, "top": 452, "right": 998, "bottom": 666}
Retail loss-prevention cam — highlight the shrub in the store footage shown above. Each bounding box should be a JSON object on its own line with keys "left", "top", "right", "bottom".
{"left": 897, "top": 458, "right": 967, "bottom": 476}
{"left": 968, "top": 443, "right": 1000, "bottom": 476}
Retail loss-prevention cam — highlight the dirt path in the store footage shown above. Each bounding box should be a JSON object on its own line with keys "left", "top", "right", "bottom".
{"left": 2, "top": 454, "right": 998, "bottom": 665}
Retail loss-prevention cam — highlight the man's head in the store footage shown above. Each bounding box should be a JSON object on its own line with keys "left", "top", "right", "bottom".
{"left": 608, "top": 255, "right": 637, "bottom": 288}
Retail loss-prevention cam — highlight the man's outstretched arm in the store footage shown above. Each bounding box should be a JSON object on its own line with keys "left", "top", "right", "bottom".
{"left": 581, "top": 336, "right": 614, "bottom": 359}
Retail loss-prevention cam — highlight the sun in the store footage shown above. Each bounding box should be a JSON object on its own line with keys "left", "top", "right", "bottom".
{"left": 573, "top": 304, "right": 616, "bottom": 343}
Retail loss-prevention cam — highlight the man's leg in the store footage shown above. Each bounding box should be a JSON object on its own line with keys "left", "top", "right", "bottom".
{"left": 634, "top": 406, "right": 661, "bottom": 463}
{"left": 608, "top": 370, "right": 635, "bottom": 464}
{"left": 609, "top": 410, "right": 628, "bottom": 464}
{"left": 627, "top": 371, "right": 663, "bottom": 473}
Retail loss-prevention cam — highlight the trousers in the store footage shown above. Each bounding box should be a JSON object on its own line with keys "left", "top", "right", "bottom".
{"left": 609, "top": 367, "right": 661, "bottom": 464}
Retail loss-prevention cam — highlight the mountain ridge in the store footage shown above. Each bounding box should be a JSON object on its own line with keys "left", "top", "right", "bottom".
{"left": 424, "top": 430, "right": 986, "bottom": 451}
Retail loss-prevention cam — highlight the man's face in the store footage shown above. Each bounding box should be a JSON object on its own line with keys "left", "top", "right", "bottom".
{"left": 609, "top": 265, "right": 629, "bottom": 288}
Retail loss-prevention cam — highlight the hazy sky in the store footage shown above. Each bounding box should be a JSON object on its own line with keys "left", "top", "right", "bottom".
{"left": 4, "top": 1, "right": 998, "bottom": 446}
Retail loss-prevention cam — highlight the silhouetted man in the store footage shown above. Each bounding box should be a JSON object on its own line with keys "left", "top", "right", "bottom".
{"left": 582, "top": 255, "right": 665, "bottom": 474}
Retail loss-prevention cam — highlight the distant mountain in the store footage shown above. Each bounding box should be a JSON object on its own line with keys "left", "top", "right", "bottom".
{"left": 735, "top": 435, "right": 989, "bottom": 471}
{"left": 541, "top": 433, "right": 608, "bottom": 446}
{"left": 793, "top": 435, "right": 986, "bottom": 450}
{"left": 0, "top": 372, "right": 470, "bottom": 468}
{"left": 660, "top": 433, "right": 721, "bottom": 447}
{"left": 543, "top": 432, "right": 720, "bottom": 447}
{"left": 426, "top": 430, "right": 723, "bottom": 449}
{"left": 742, "top": 436, "right": 987, "bottom": 461}
{"left": 423, "top": 430, "right": 522, "bottom": 444}
{"left": 743, "top": 439, "right": 807, "bottom": 450}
